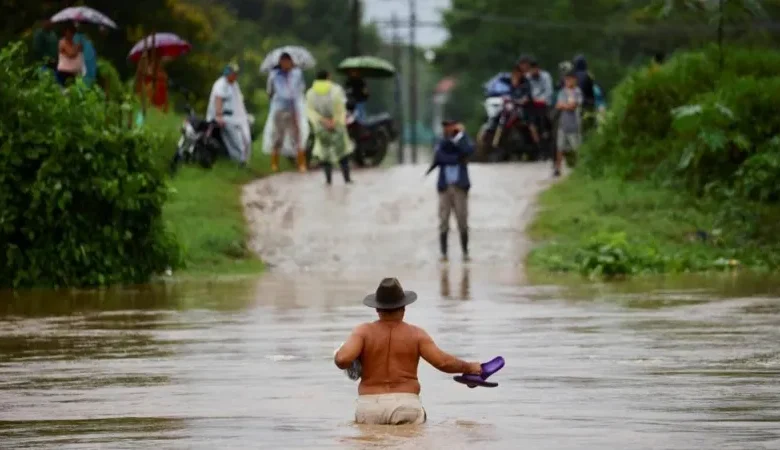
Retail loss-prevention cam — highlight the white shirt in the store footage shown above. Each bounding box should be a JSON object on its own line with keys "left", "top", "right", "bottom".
{"left": 207, "top": 77, "right": 238, "bottom": 121}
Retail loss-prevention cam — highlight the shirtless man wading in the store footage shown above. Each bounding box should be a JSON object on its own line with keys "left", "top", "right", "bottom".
{"left": 334, "top": 278, "right": 482, "bottom": 425}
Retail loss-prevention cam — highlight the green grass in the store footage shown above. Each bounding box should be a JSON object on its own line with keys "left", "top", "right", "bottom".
{"left": 526, "top": 173, "right": 780, "bottom": 277}
{"left": 143, "top": 109, "right": 293, "bottom": 278}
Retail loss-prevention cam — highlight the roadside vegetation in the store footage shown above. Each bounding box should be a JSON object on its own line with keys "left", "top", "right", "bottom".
{"left": 529, "top": 46, "right": 780, "bottom": 279}
{"left": 2, "top": 1, "right": 387, "bottom": 288}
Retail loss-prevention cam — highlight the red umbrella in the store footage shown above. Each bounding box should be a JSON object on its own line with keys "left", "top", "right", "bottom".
{"left": 128, "top": 33, "right": 191, "bottom": 63}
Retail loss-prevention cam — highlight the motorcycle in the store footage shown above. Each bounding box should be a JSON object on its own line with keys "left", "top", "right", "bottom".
{"left": 474, "top": 96, "right": 504, "bottom": 162}
{"left": 480, "top": 96, "right": 539, "bottom": 162}
{"left": 171, "top": 104, "right": 255, "bottom": 173}
{"left": 346, "top": 102, "right": 396, "bottom": 167}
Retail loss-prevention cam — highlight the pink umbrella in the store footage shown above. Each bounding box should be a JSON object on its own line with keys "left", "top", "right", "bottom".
{"left": 51, "top": 6, "right": 117, "bottom": 28}
{"left": 128, "top": 33, "right": 191, "bottom": 63}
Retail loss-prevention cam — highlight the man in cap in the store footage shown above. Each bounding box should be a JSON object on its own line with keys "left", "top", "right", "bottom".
{"left": 206, "top": 63, "right": 252, "bottom": 165}
{"left": 334, "top": 278, "right": 482, "bottom": 425}
{"left": 426, "top": 119, "right": 474, "bottom": 262}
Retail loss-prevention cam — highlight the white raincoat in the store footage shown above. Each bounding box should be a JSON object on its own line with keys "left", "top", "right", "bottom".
{"left": 262, "top": 67, "right": 309, "bottom": 156}
{"left": 207, "top": 76, "right": 252, "bottom": 162}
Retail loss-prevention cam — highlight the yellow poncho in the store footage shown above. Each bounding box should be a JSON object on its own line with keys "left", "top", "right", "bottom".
{"left": 306, "top": 80, "right": 354, "bottom": 164}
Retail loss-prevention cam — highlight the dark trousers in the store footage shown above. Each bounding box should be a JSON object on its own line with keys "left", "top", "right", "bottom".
{"left": 323, "top": 157, "right": 351, "bottom": 184}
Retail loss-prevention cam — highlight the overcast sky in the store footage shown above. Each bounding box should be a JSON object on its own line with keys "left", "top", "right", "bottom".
{"left": 362, "top": 0, "right": 451, "bottom": 47}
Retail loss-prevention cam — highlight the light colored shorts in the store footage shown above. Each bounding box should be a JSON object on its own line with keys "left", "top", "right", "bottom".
{"left": 355, "top": 393, "right": 427, "bottom": 425}
{"left": 272, "top": 109, "right": 299, "bottom": 149}
{"left": 556, "top": 129, "right": 581, "bottom": 153}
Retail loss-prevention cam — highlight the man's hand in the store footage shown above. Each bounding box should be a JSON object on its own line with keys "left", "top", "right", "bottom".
{"left": 465, "top": 362, "right": 482, "bottom": 375}
{"left": 321, "top": 117, "right": 335, "bottom": 130}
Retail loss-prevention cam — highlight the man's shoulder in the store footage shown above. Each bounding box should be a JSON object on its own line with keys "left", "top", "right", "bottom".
{"left": 401, "top": 322, "right": 427, "bottom": 336}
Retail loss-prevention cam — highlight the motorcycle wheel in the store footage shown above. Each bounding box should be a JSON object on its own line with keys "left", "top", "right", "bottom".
{"left": 475, "top": 124, "right": 492, "bottom": 163}
{"left": 366, "top": 128, "right": 389, "bottom": 167}
{"left": 196, "top": 137, "right": 219, "bottom": 169}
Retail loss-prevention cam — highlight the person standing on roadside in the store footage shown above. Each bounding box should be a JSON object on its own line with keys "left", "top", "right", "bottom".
{"left": 73, "top": 22, "right": 98, "bottom": 88}
{"left": 344, "top": 69, "right": 369, "bottom": 121}
{"left": 334, "top": 277, "right": 482, "bottom": 425}
{"left": 306, "top": 70, "right": 354, "bottom": 185}
{"left": 425, "top": 119, "right": 474, "bottom": 262}
{"left": 206, "top": 63, "right": 252, "bottom": 165}
{"left": 553, "top": 71, "right": 583, "bottom": 177}
{"left": 525, "top": 57, "right": 554, "bottom": 158}
{"left": 56, "top": 23, "right": 83, "bottom": 87}
{"left": 32, "top": 19, "right": 58, "bottom": 73}
{"left": 264, "top": 52, "right": 308, "bottom": 173}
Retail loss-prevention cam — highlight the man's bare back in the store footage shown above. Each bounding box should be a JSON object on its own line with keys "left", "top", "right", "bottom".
{"left": 334, "top": 278, "right": 481, "bottom": 425}
{"left": 334, "top": 313, "right": 482, "bottom": 395}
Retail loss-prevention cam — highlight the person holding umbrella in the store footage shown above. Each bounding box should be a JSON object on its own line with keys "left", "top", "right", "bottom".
{"left": 56, "top": 23, "right": 83, "bottom": 86}
{"left": 73, "top": 22, "right": 100, "bottom": 88}
{"left": 265, "top": 52, "right": 308, "bottom": 173}
{"left": 345, "top": 69, "right": 369, "bottom": 121}
{"left": 32, "top": 19, "right": 58, "bottom": 73}
{"left": 425, "top": 119, "right": 475, "bottom": 262}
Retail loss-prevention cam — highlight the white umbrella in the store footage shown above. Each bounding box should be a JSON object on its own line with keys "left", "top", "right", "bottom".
{"left": 259, "top": 46, "right": 316, "bottom": 73}
{"left": 51, "top": 6, "right": 117, "bottom": 29}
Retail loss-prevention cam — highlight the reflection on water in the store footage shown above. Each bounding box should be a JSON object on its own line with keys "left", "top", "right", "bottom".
{"left": 440, "top": 266, "right": 470, "bottom": 300}
{"left": 1, "top": 272, "right": 779, "bottom": 449}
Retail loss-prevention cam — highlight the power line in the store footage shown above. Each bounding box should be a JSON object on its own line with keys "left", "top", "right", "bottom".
{"left": 372, "top": 10, "right": 780, "bottom": 35}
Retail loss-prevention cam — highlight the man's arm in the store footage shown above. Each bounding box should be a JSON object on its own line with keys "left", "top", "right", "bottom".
{"left": 452, "top": 129, "right": 474, "bottom": 158}
{"left": 266, "top": 72, "right": 275, "bottom": 97}
{"left": 419, "top": 329, "right": 481, "bottom": 374}
{"left": 334, "top": 325, "right": 365, "bottom": 369}
{"left": 435, "top": 144, "right": 462, "bottom": 166}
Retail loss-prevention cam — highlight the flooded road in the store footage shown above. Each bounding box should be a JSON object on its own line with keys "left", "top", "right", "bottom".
{"left": 1, "top": 163, "right": 779, "bottom": 449}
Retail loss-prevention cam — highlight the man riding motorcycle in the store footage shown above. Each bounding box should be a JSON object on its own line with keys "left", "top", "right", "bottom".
{"left": 518, "top": 55, "right": 553, "bottom": 158}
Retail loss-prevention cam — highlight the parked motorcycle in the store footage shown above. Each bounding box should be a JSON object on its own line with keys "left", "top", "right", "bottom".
{"left": 474, "top": 96, "right": 504, "bottom": 162}
{"left": 170, "top": 104, "right": 255, "bottom": 173}
{"left": 346, "top": 103, "right": 396, "bottom": 167}
{"left": 484, "top": 97, "right": 539, "bottom": 162}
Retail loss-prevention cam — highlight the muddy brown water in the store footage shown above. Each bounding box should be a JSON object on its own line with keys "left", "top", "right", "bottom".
{"left": 1, "top": 163, "right": 779, "bottom": 449}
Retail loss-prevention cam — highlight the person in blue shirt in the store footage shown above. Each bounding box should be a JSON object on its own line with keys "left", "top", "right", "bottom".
{"left": 425, "top": 119, "right": 475, "bottom": 262}
{"left": 73, "top": 22, "right": 98, "bottom": 88}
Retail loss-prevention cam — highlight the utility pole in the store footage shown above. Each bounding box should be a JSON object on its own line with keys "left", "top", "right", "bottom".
{"left": 408, "top": 0, "right": 418, "bottom": 163}
{"left": 391, "top": 13, "right": 404, "bottom": 164}
{"left": 351, "top": 0, "right": 361, "bottom": 56}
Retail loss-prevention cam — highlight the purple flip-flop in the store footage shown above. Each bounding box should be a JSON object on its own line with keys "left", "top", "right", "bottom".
{"left": 453, "top": 356, "right": 505, "bottom": 388}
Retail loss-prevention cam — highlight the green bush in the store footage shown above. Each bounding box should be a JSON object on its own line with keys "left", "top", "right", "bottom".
{"left": 0, "top": 43, "right": 181, "bottom": 288}
{"left": 581, "top": 46, "right": 780, "bottom": 180}
{"left": 96, "top": 58, "right": 127, "bottom": 103}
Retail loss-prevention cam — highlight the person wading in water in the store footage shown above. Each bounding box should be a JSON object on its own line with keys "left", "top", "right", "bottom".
{"left": 334, "top": 278, "right": 482, "bottom": 425}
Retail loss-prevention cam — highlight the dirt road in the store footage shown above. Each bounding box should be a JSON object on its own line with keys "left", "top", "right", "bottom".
{"left": 242, "top": 162, "right": 555, "bottom": 279}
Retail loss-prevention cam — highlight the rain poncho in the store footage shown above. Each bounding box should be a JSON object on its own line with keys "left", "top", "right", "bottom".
{"left": 262, "top": 67, "right": 309, "bottom": 156}
{"left": 206, "top": 75, "right": 252, "bottom": 163}
{"left": 305, "top": 79, "right": 354, "bottom": 165}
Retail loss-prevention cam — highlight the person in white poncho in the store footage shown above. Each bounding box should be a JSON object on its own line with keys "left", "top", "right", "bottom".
{"left": 206, "top": 63, "right": 252, "bottom": 165}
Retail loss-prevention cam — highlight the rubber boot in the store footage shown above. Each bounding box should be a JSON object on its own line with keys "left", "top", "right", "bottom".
{"left": 439, "top": 232, "right": 448, "bottom": 262}
{"left": 460, "top": 231, "right": 470, "bottom": 261}
{"left": 271, "top": 151, "right": 280, "bottom": 173}
{"left": 296, "top": 150, "right": 307, "bottom": 173}
{"left": 340, "top": 157, "right": 352, "bottom": 183}
{"left": 169, "top": 152, "right": 181, "bottom": 175}
{"left": 323, "top": 163, "right": 333, "bottom": 185}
